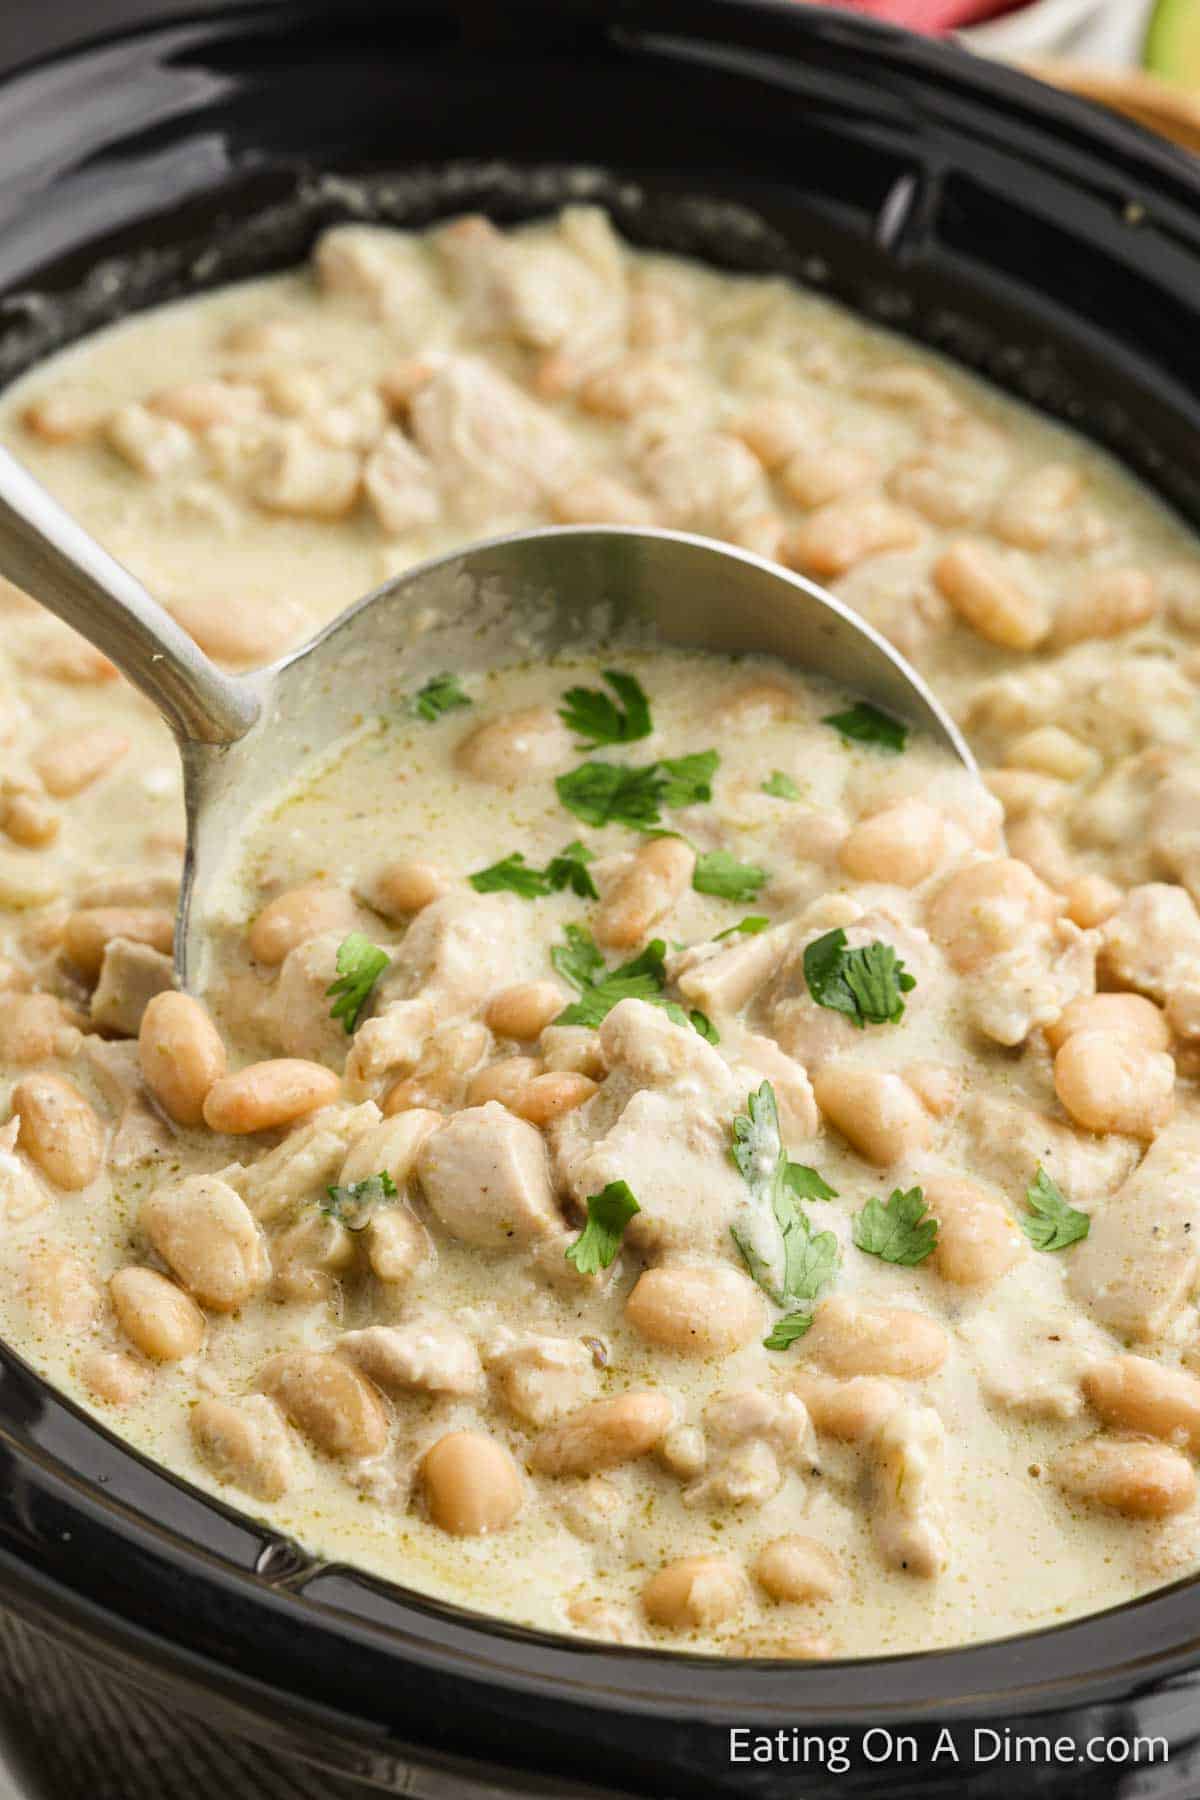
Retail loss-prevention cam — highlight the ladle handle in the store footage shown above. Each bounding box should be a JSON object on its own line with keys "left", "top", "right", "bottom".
{"left": 0, "top": 445, "right": 259, "bottom": 746}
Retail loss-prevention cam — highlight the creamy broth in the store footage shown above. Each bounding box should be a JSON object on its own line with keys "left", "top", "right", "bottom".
{"left": 0, "top": 208, "right": 1198, "bottom": 1657}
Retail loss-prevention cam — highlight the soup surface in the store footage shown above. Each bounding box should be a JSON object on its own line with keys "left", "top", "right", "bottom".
{"left": 0, "top": 208, "right": 1199, "bottom": 1657}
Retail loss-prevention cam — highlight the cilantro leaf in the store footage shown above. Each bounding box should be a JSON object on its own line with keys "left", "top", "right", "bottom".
{"left": 1022, "top": 1166, "right": 1090, "bottom": 1252}
{"left": 823, "top": 700, "right": 908, "bottom": 754}
{"left": 763, "top": 1311, "right": 816, "bottom": 1351}
{"left": 412, "top": 672, "right": 471, "bottom": 722}
{"left": 762, "top": 770, "right": 801, "bottom": 800}
{"left": 853, "top": 1187, "right": 938, "bottom": 1266}
{"left": 687, "top": 1008, "right": 720, "bottom": 1045}
{"left": 551, "top": 922, "right": 606, "bottom": 992}
{"left": 565, "top": 1180, "right": 641, "bottom": 1274}
{"left": 469, "top": 853, "right": 550, "bottom": 899}
{"left": 556, "top": 939, "right": 669, "bottom": 1028}
{"left": 559, "top": 671, "right": 652, "bottom": 748}
{"left": 729, "top": 1079, "right": 786, "bottom": 1200}
{"left": 783, "top": 1163, "right": 839, "bottom": 1202}
{"left": 693, "top": 849, "right": 769, "bottom": 903}
{"left": 729, "top": 1081, "right": 839, "bottom": 1342}
{"left": 803, "top": 928, "right": 916, "bottom": 1028}
{"left": 327, "top": 933, "right": 391, "bottom": 1033}
{"left": 556, "top": 761, "right": 666, "bottom": 830}
{"left": 779, "top": 1208, "right": 841, "bottom": 1309}
{"left": 659, "top": 749, "right": 719, "bottom": 809}
{"left": 323, "top": 1170, "right": 397, "bottom": 1229}
{"left": 844, "top": 942, "right": 917, "bottom": 1025}
{"left": 550, "top": 927, "right": 711, "bottom": 1039}
{"left": 470, "top": 842, "right": 598, "bottom": 901}
{"left": 544, "top": 840, "right": 598, "bottom": 899}
{"left": 555, "top": 747, "right": 718, "bottom": 832}
{"left": 713, "top": 915, "right": 770, "bottom": 941}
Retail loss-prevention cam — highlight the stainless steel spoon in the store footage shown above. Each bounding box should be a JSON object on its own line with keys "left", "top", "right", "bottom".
{"left": 0, "top": 445, "right": 974, "bottom": 988}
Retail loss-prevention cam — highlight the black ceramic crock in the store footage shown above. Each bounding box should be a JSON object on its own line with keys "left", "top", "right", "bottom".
{"left": 1, "top": 5, "right": 1200, "bottom": 1796}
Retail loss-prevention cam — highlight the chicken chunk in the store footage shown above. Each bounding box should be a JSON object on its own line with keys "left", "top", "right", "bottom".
{"left": 959, "top": 1262, "right": 1111, "bottom": 1421}
{"left": 362, "top": 429, "right": 440, "bottom": 535}
{"left": 488, "top": 1333, "right": 598, "bottom": 1425}
{"left": 78, "top": 1036, "right": 174, "bottom": 1170}
{"left": 381, "top": 892, "right": 537, "bottom": 1015}
{"left": 553, "top": 1001, "right": 744, "bottom": 1259}
{"left": 719, "top": 1026, "right": 819, "bottom": 1141}
{"left": 672, "top": 925, "right": 789, "bottom": 1019}
{"left": 313, "top": 224, "right": 438, "bottom": 329}
{"left": 235, "top": 1102, "right": 381, "bottom": 1222}
{"left": 409, "top": 357, "right": 579, "bottom": 518}
{"left": 967, "top": 919, "right": 1097, "bottom": 1048}
{"left": 1102, "top": 884, "right": 1200, "bottom": 1020}
{"left": 683, "top": 1389, "right": 818, "bottom": 1510}
{"left": 871, "top": 1404, "right": 947, "bottom": 1578}
{"left": 343, "top": 998, "right": 434, "bottom": 1101}
{"left": 963, "top": 1094, "right": 1139, "bottom": 1210}
{"left": 0, "top": 1118, "right": 50, "bottom": 1224}
{"left": 339, "top": 1319, "right": 484, "bottom": 1397}
{"left": 640, "top": 431, "right": 767, "bottom": 535}
{"left": 1069, "top": 1121, "right": 1200, "bottom": 1342}
{"left": 762, "top": 913, "right": 937, "bottom": 1071}
{"left": 90, "top": 938, "right": 175, "bottom": 1038}
{"left": 443, "top": 207, "right": 627, "bottom": 368}
{"left": 597, "top": 997, "right": 737, "bottom": 1095}
{"left": 416, "top": 1103, "right": 560, "bottom": 1248}
{"left": 268, "top": 932, "right": 349, "bottom": 1065}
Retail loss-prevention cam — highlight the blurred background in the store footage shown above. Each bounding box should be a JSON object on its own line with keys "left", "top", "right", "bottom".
{"left": 0, "top": 0, "right": 1195, "bottom": 152}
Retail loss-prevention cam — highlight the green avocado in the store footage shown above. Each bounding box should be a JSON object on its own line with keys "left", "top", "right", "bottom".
{"left": 1145, "top": 0, "right": 1200, "bottom": 88}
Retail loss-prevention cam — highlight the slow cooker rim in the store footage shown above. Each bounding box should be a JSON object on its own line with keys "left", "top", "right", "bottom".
{"left": 8, "top": 1343, "right": 1200, "bottom": 1721}
{"left": 3, "top": 0, "right": 1200, "bottom": 197}
{"left": 0, "top": 0, "right": 1199, "bottom": 1781}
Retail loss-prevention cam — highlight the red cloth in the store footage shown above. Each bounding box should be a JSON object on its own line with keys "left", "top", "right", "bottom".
{"left": 791, "top": 0, "right": 1025, "bottom": 32}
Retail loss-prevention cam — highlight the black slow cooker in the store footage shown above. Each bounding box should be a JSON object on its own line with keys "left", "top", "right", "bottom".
{"left": 2, "top": 5, "right": 1200, "bottom": 1796}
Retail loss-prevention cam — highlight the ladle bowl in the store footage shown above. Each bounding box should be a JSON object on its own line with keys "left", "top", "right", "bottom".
{"left": 0, "top": 443, "right": 974, "bottom": 986}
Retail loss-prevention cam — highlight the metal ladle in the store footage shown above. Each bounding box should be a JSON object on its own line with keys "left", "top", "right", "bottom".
{"left": 0, "top": 446, "right": 974, "bottom": 989}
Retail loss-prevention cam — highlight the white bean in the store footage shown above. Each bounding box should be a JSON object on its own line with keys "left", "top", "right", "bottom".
{"left": 421, "top": 1431, "right": 523, "bottom": 1534}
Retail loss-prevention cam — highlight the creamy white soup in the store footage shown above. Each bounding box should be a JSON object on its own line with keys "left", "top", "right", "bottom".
{"left": 0, "top": 208, "right": 1199, "bottom": 1658}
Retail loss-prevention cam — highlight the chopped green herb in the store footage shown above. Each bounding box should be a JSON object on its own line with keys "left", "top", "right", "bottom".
{"left": 803, "top": 928, "right": 916, "bottom": 1028}
{"left": 556, "top": 747, "right": 718, "bottom": 832}
{"left": 763, "top": 1310, "right": 816, "bottom": 1350}
{"left": 776, "top": 1207, "right": 840, "bottom": 1312}
{"left": 1022, "top": 1166, "right": 1090, "bottom": 1252}
{"left": 412, "top": 672, "right": 471, "bottom": 722}
{"left": 853, "top": 1187, "right": 938, "bottom": 1266}
{"left": 729, "top": 1081, "right": 839, "bottom": 1346}
{"left": 559, "top": 670, "right": 652, "bottom": 748}
{"left": 693, "top": 849, "right": 769, "bottom": 903}
{"left": 762, "top": 770, "right": 801, "bottom": 800}
{"left": 556, "top": 760, "right": 666, "bottom": 831}
{"left": 323, "top": 1170, "right": 397, "bottom": 1230}
{"left": 544, "top": 840, "right": 598, "bottom": 899}
{"left": 565, "top": 1180, "right": 641, "bottom": 1274}
{"left": 556, "top": 938, "right": 669, "bottom": 1028}
{"left": 713, "top": 915, "right": 771, "bottom": 941}
{"left": 469, "top": 853, "right": 551, "bottom": 899}
{"left": 469, "top": 841, "right": 597, "bottom": 901}
{"left": 783, "top": 1163, "right": 839, "bottom": 1203}
{"left": 822, "top": 700, "right": 908, "bottom": 754}
{"left": 550, "top": 926, "right": 710, "bottom": 1039}
{"left": 550, "top": 922, "right": 606, "bottom": 992}
{"left": 327, "top": 933, "right": 391, "bottom": 1033}
{"left": 686, "top": 1008, "right": 719, "bottom": 1044}
{"left": 659, "top": 749, "right": 719, "bottom": 810}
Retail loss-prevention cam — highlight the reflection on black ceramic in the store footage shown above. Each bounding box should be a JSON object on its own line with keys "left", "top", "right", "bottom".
{"left": 1, "top": 5, "right": 1200, "bottom": 1795}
